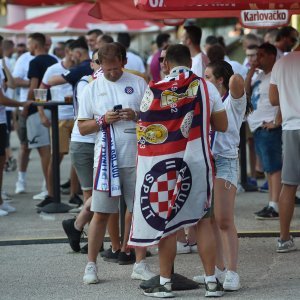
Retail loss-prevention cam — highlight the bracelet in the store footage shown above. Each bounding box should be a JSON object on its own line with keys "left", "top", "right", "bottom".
{"left": 95, "top": 115, "right": 107, "bottom": 130}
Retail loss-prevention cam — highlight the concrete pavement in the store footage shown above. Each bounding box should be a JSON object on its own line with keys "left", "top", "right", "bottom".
{"left": 1, "top": 132, "right": 300, "bottom": 299}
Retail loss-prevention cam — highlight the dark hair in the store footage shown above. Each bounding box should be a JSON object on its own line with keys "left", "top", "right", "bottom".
{"left": 17, "top": 42, "right": 26, "bottom": 48}
{"left": 276, "top": 26, "right": 297, "bottom": 42}
{"left": 98, "top": 42, "right": 125, "bottom": 64}
{"left": 184, "top": 25, "right": 202, "bottom": 45}
{"left": 65, "top": 39, "right": 75, "bottom": 49}
{"left": 69, "top": 36, "right": 88, "bottom": 51}
{"left": 87, "top": 29, "right": 103, "bottom": 36}
{"left": 165, "top": 44, "right": 191, "bottom": 67}
{"left": 243, "top": 33, "right": 260, "bottom": 44}
{"left": 258, "top": 42, "right": 277, "bottom": 57}
{"left": 207, "top": 60, "right": 233, "bottom": 92}
{"left": 28, "top": 32, "right": 46, "bottom": 47}
{"left": 100, "top": 34, "right": 114, "bottom": 44}
{"left": 207, "top": 44, "right": 225, "bottom": 63}
{"left": 117, "top": 33, "right": 131, "bottom": 49}
{"left": 205, "top": 35, "right": 218, "bottom": 46}
{"left": 2, "top": 39, "right": 14, "bottom": 50}
{"left": 156, "top": 33, "right": 170, "bottom": 48}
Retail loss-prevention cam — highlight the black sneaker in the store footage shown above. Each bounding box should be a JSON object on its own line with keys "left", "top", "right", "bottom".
{"left": 62, "top": 218, "right": 82, "bottom": 252}
{"left": 254, "top": 205, "right": 269, "bottom": 216}
{"left": 205, "top": 279, "right": 224, "bottom": 297}
{"left": 143, "top": 282, "right": 174, "bottom": 298}
{"left": 255, "top": 206, "right": 279, "bottom": 220}
{"left": 102, "top": 247, "right": 120, "bottom": 262}
{"left": 140, "top": 275, "right": 160, "bottom": 290}
{"left": 68, "top": 194, "right": 83, "bottom": 207}
{"left": 80, "top": 243, "right": 104, "bottom": 254}
{"left": 118, "top": 250, "right": 135, "bottom": 265}
{"left": 36, "top": 196, "right": 54, "bottom": 208}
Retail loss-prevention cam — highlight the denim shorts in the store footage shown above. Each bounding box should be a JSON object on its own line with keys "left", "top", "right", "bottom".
{"left": 253, "top": 127, "right": 282, "bottom": 173}
{"left": 215, "top": 156, "right": 239, "bottom": 188}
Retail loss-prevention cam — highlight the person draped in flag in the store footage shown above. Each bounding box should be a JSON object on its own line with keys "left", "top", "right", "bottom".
{"left": 77, "top": 42, "right": 154, "bottom": 284}
{"left": 128, "top": 44, "right": 228, "bottom": 298}
{"left": 194, "top": 60, "right": 246, "bottom": 291}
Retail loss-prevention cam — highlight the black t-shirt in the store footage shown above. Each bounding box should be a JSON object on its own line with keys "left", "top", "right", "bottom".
{"left": 27, "top": 54, "right": 57, "bottom": 115}
{"left": 62, "top": 59, "right": 93, "bottom": 88}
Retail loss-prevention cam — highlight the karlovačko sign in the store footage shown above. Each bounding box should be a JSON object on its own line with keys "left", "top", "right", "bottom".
{"left": 240, "top": 9, "right": 290, "bottom": 28}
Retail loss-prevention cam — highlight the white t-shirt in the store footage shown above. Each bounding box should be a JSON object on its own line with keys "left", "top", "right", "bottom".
{"left": 12, "top": 52, "right": 34, "bottom": 102}
{"left": 71, "top": 75, "right": 96, "bottom": 144}
{"left": 125, "top": 51, "right": 146, "bottom": 74}
{"left": 78, "top": 72, "right": 147, "bottom": 168}
{"left": 270, "top": 52, "right": 300, "bottom": 130}
{"left": 212, "top": 92, "right": 247, "bottom": 158}
{"left": 229, "top": 60, "right": 248, "bottom": 79}
{"left": 191, "top": 52, "right": 209, "bottom": 77}
{"left": 247, "top": 72, "right": 278, "bottom": 132}
{"left": 42, "top": 62, "right": 73, "bottom": 120}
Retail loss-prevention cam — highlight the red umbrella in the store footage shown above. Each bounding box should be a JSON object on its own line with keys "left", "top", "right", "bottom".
{"left": 89, "top": 0, "right": 241, "bottom": 21}
{"left": 134, "top": 0, "right": 300, "bottom": 11}
{"left": 1, "top": 2, "right": 166, "bottom": 34}
{"left": 6, "top": 0, "right": 84, "bottom": 5}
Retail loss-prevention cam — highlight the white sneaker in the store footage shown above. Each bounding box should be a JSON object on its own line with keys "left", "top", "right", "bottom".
{"left": 68, "top": 205, "right": 83, "bottom": 214}
{"left": 15, "top": 180, "right": 26, "bottom": 194}
{"left": 0, "top": 203, "right": 16, "bottom": 213}
{"left": 177, "top": 241, "right": 191, "bottom": 254}
{"left": 193, "top": 266, "right": 227, "bottom": 284}
{"left": 131, "top": 260, "right": 156, "bottom": 281}
{"left": 223, "top": 270, "right": 240, "bottom": 291}
{"left": 1, "top": 191, "right": 12, "bottom": 201}
{"left": 0, "top": 209, "right": 8, "bottom": 216}
{"left": 83, "top": 262, "right": 99, "bottom": 284}
{"left": 33, "top": 191, "right": 48, "bottom": 200}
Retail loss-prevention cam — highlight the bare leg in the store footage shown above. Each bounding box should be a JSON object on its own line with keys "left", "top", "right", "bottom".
{"left": 82, "top": 190, "right": 92, "bottom": 203}
{"left": 121, "top": 210, "right": 132, "bottom": 252}
{"left": 75, "top": 196, "right": 93, "bottom": 230}
{"left": 269, "top": 171, "right": 281, "bottom": 203}
{"left": 186, "top": 226, "right": 197, "bottom": 245}
{"left": 70, "top": 166, "right": 80, "bottom": 197}
{"left": 88, "top": 212, "right": 110, "bottom": 263}
{"left": 279, "top": 184, "right": 298, "bottom": 241}
{"left": 214, "top": 178, "right": 238, "bottom": 272}
{"left": 107, "top": 213, "right": 121, "bottom": 251}
{"left": 158, "top": 233, "right": 177, "bottom": 278}
{"left": 19, "top": 144, "right": 30, "bottom": 173}
{"left": 211, "top": 216, "right": 225, "bottom": 271}
{"left": 176, "top": 228, "right": 187, "bottom": 243}
{"left": 196, "top": 218, "right": 216, "bottom": 276}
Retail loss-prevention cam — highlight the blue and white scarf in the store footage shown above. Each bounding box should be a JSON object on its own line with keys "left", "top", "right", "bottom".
{"left": 94, "top": 125, "right": 121, "bottom": 197}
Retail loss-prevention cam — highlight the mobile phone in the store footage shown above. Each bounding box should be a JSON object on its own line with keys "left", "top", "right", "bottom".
{"left": 113, "top": 104, "right": 122, "bottom": 112}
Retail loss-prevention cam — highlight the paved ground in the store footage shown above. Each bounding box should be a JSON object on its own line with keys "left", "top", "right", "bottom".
{"left": 1, "top": 132, "right": 300, "bottom": 299}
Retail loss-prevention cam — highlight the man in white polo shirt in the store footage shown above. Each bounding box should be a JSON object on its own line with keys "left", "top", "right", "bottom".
{"left": 77, "top": 42, "right": 154, "bottom": 284}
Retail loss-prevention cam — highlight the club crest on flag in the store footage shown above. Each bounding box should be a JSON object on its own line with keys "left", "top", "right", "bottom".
{"left": 140, "top": 158, "right": 192, "bottom": 231}
{"left": 137, "top": 124, "right": 168, "bottom": 145}
{"left": 140, "top": 86, "right": 154, "bottom": 112}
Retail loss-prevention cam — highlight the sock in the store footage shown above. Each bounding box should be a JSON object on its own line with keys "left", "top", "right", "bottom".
{"left": 18, "top": 172, "right": 26, "bottom": 182}
{"left": 160, "top": 276, "right": 171, "bottom": 285}
{"left": 269, "top": 201, "right": 278, "bottom": 212}
{"left": 74, "top": 220, "right": 82, "bottom": 232}
{"left": 205, "top": 275, "right": 217, "bottom": 284}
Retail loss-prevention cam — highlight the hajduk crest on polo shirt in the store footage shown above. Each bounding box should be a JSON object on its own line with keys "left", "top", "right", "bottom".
{"left": 128, "top": 67, "right": 214, "bottom": 247}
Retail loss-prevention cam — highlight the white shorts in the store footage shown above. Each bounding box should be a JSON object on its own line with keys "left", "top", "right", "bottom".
{"left": 26, "top": 110, "right": 51, "bottom": 149}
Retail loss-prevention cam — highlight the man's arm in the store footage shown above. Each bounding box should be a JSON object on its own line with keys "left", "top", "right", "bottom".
{"left": 269, "top": 84, "right": 280, "bottom": 106}
{"left": 0, "top": 88, "right": 30, "bottom": 108}
{"left": 2, "top": 59, "right": 16, "bottom": 89}
{"left": 27, "top": 77, "right": 40, "bottom": 100}
{"left": 47, "top": 75, "right": 67, "bottom": 86}
{"left": 229, "top": 74, "right": 245, "bottom": 99}
{"left": 211, "top": 110, "right": 228, "bottom": 132}
{"left": 244, "top": 67, "right": 256, "bottom": 97}
{"left": 14, "top": 77, "right": 30, "bottom": 88}
{"left": 37, "top": 82, "right": 51, "bottom": 127}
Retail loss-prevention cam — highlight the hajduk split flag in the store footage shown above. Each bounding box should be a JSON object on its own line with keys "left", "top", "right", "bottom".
{"left": 129, "top": 70, "right": 214, "bottom": 247}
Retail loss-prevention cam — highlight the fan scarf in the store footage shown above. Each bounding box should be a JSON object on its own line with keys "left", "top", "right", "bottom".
{"left": 129, "top": 70, "right": 214, "bottom": 247}
{"left": 93, "top": 125, "right": 121, "bottom": 197}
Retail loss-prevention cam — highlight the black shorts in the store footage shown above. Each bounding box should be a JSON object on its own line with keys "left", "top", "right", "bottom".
{"left": 0, "top": 123, "right": 7, "bottom": 156}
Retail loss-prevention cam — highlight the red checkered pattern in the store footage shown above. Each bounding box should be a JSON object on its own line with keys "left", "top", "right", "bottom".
{"left": 149, "top": 170, "right": 181, "bottom": 218}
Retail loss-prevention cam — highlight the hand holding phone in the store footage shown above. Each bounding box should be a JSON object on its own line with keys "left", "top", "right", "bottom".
{"left": 113, "top": 104, "right": 123, "bottom": 113}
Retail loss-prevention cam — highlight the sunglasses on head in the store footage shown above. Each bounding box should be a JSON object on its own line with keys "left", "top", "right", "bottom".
{"left": 158, "top": 57, "right": 165, "bottom": 63}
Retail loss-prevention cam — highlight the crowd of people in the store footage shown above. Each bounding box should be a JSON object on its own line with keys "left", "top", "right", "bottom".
{"left": 0, "top": 24, "right": 299, "bottom": 298}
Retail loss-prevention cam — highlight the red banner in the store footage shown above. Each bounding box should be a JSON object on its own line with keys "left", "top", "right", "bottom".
{"left": 135, "top": 0, "right": 300, "bottom": 11}
{"left": 6, "top": 0, "right": 84, "bottom": 6}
